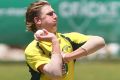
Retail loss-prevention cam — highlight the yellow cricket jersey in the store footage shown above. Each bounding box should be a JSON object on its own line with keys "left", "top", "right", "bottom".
{"left": 25, "top": 32, "right": 90, "bottom": 80}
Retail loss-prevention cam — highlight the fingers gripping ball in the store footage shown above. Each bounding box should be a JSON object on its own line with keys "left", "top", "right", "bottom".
{"left": 34, "top": 30, "right": 45, "bottom": 40}
{"left": 36, "top": 30, "right": 44, "bottom": 35}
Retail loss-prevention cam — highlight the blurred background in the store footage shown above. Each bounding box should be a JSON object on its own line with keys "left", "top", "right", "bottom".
{"left": 0, "top": 0, "right": 120, "bottom": 80}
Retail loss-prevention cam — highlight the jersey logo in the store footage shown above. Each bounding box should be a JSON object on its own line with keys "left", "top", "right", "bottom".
{"left": 62, "top": 45, "right": 72, "bottom": 53}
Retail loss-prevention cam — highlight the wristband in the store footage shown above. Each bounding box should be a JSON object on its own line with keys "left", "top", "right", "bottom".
{"left": 80, "top": 47, "right": 88, "bottom": 56}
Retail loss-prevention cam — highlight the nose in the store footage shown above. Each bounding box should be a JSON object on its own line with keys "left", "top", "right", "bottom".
{"left": 53, "top": 13, "right": 57, "bottom": 20}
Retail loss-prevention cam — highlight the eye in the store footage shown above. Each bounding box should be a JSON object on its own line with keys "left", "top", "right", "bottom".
{"left": 47, "top": 11, "right": 55, "bottom": 16}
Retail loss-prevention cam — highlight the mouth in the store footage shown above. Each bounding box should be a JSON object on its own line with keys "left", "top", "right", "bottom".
{"left": 53, "top": 21, "right": 57, "bottom": 24}
{"left": 53, "top": 20, "right": 57, "bottom": 22}
{"left": 53, "top": 19, "right": 57, "bottom": 22}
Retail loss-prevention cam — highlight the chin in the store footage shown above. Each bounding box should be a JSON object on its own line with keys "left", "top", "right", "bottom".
{"left": 47, "top": 24, "right": 57, "bottom": 33}
{"left": 51, "top": 28, "right": 57, "bottom": 33}
{"left": 51, "top": 29, "right": 57, "bottom": 33}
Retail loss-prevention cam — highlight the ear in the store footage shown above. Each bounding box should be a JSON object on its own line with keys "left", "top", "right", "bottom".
{"left": 34, "top": 17, "right": 41, "bottom": 25}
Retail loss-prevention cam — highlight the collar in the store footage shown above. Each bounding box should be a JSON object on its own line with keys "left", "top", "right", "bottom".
{"left": 39, "top": 32, "right": 61, "bottom": 46}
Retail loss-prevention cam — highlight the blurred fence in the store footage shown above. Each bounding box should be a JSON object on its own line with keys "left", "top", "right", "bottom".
{"left": 0, "top": 43, "right": 119, "bottom": 61}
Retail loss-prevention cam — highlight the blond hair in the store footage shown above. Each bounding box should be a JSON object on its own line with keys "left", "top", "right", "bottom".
{"left": 25, "top": 0, "right": 49, "bottom": 32}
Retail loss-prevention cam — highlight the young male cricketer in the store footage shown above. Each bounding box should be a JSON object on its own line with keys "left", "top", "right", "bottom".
{"left": 25, "top": 0, "right": 105, "bottom": 80}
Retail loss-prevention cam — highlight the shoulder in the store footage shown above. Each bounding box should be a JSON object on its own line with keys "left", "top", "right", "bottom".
{"left": 25, "top": 40, "right": 38, "bottom": 54}
{"left": 62, "top": 32, "right": 90, "bottom": 38}
{"left": 62, "top": 32, "right": 82, "bottom": 36}
{"left": 61, "top": 32, "right": 91, "bottom": 43}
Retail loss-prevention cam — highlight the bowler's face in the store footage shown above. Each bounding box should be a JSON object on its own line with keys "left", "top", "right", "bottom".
{"left": 40, "top": 5, "right": 58, "bottom": 33}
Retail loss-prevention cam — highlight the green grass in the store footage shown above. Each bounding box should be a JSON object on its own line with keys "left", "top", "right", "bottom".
{"left": 0, "top": 62, "right": 30, "bottom": 80}
{"left": 75, "top": 61, "right": 120, "bottom": 80}
{"left": 0, "top": 61, "right": 120, "bottom": 80}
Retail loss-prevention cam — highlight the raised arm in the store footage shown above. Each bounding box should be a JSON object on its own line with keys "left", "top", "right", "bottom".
{"left": 62, "top": 36, "right": 105, "bottom": 62}
{"left": 35, "top": 29, "right": 63, "bottom": 78}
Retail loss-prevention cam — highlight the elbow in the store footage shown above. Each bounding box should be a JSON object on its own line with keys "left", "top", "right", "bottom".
{"left": 51, "top": 69, "right": 62, "bottom": 78}
{"left": 94, "top": 36, "right": 106, "bottom": 48}
{"left": 44, "top": 67, "right": 62, "bottom": 78}
{"left": 98, "top": 36, "right": 105, "bottom": 48}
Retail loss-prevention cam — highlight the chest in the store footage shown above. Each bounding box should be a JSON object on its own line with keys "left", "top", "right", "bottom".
{"left": 39, "top": 38, "right": 73, "bottom": 57}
